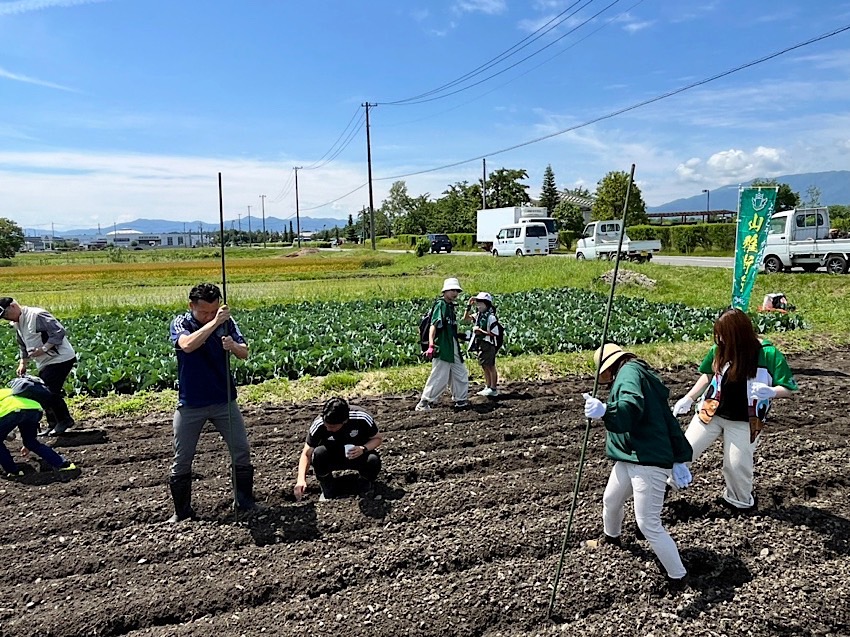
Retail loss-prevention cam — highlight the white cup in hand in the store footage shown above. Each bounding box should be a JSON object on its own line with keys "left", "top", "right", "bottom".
{"left": 344, "top": 444, "right": 355, "bottom": 458}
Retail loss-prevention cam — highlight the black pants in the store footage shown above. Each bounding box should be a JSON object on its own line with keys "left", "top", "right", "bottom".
{"left": 312, "top": 445, "right": 381, "bottom": 481}
{"left": 37, "top": 358, "right": 76, "bottom": 426}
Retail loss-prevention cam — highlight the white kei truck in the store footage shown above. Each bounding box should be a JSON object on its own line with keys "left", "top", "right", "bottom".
{"left": 762, "top": 207, "right": 850, "bottom": 274}
{"left": 491, "top": 222, "right": 549, "bottom": 257}
{"left": 476, "top": 206, "right": 558, "bottom": 252}
{"left": 575, "top": 220, "right": 661, "bottom": 263}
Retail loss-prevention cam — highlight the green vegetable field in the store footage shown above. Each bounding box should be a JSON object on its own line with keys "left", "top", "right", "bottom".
{"left": 0, "top": 287, "right": 804, "bottom": 397}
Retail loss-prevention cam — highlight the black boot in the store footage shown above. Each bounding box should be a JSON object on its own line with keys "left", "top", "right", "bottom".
{"left": 168, "top": 474, "right": 196, "bottom": 523}
{"left": 317, "top": 474, "right": 337, "bottom": 501}
{"left": 233, "top": 465, "right": 257, "bottom": 511}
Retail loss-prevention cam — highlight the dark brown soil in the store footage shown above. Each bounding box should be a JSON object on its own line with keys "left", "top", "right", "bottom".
{"left": 1, "top": 350, "right": 849, "bottom": 636}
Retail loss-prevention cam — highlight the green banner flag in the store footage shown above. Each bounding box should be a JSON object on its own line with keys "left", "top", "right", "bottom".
{"left": 732, "top": 187, "right": 779, "bottom": 310}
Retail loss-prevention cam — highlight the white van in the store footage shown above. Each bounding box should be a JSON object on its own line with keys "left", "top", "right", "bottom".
{"left": 492, "top": 222, "right": 549, "bottom": 257}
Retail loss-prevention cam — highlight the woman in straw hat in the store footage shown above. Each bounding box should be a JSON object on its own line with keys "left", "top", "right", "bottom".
{"left": 583, "top": 343, "right": 693, "bottom": 590}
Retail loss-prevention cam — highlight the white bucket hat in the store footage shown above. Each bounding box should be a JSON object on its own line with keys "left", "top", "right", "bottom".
{"left": 441, "top": 277, "right": 462, "bottom": 293}
{"left": 474, "top": 292, "right": 493, "bottom": 305}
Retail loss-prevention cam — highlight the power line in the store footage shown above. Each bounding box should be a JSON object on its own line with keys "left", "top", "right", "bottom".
{"left": 269, "top": 170, "right": 295, "bottom": 204}
{"left": 380, "top": 0, "right": 597, "bottom": 105}
{"left": 302, "top": 106, "right": 364, "bottom": 170}
{"left": 297, "top": 23, "right": 850, "bottom": 211}
{"left": 376, "top": 23, "right": 850, "bottom": 181}
{"left": 378, "top": 0, "right": 645, "bottom": 129}
{"left": 303, "top": 112, "right": 366, "bottom": 171}
{"left": 382, "top": 0, "right": 622, "bottom": 106}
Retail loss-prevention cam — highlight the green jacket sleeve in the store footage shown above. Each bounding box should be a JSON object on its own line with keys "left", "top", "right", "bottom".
{"left": 698, "top": 346, "right": 716, "bottom": 375}
{"left": 765, "top": 347, "right": 798, "bottom": 391}
{"left": 602, "top": 368, "right": 645, "bottom": 434}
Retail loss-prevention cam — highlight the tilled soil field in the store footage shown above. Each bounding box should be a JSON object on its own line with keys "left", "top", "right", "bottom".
{"left": 1, "top": 349, "right": 849, "bottom": 637}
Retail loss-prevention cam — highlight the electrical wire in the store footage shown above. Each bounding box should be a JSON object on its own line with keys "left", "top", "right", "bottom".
{"left": 269, "top": 170, "right": 295, "bottom": 204}
{"left": 300, "top": 182, "right": 369, "bottom": 212}
{"left": 302, "top": 106, "right": 364, "bottom": 170}
{"left": 303, "top": 113, "right": 366, "bottom": 171}
{"left": 378, "top": 0, "right": 645, "bottom": 129}
{"left": 381, "top": 0, "right": 597, "bottom": 105}
{"left": 375, "top": 23, "right": 850, "bottom": 181}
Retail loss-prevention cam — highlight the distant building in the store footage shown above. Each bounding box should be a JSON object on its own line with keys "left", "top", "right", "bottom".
{"left": 83, "top": 229, "right": 212, "bottom": 249}
{"left": 646, "top": 209, "right": 736, "bottom": 224}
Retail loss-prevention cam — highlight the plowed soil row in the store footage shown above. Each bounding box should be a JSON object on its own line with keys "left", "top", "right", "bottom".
{"left": 1, "top": 350, "right": 848, "bottom": 636}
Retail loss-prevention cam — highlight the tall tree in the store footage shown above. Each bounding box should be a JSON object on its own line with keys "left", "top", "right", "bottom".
{"left": 0, "top": 218, "right": 25, "bottom": 258}
{"left": 482, "top": 168, "right": 531, "bottom": 208}
{"left": 345, "top": 214, "right": 358, "bottom": 242}
{"left": 750, "top": 178, "right": 800, "bottom": 212}
{"left": 436, "top": 181, "right": 481, "bottom": 233}
{"left": 591, "top": 171, "right": 648, "bottom": 224}
{"left": 539, "top": 165, "right": 560, "bottom": 215}
{"left": 804, "top": 184, "right": 822, "bottom": 208}
{"left": 554, "top": 186, "right": 591, "bottom": 233}
{"left": 379, "top": 181, "right": 414, "bottom": 237}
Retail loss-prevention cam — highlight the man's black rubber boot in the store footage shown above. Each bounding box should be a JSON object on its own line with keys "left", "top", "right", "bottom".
{"left": 233, "top": 465, "right": 257, "bottom": 511}
{"left": 168, "top": 474, "right": 196, "bottom": 523}
{"left": 317, "top": 475, "right": 337, "bottom": 501}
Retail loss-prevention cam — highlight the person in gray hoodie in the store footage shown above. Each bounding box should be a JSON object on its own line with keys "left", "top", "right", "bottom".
{"left": 0, "top": 298, "right": 77, "bottom": 436}
{"left": 583, "top": 343, "right": 693, "bottom": 590}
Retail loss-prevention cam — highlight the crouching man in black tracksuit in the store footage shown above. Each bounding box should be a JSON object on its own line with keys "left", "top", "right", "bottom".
{"left": 294, "top": 397, "right": 382, "bottom": 501}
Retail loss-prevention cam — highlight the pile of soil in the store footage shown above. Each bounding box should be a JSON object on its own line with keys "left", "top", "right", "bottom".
{"left": 0, "top": 350, "right": 848, "bottom": 636}
{"left": 600, "top": 268, "right": 657, "bottom": 288}
{"left": 283, "top": 248, "right": 320, "bottom": 258}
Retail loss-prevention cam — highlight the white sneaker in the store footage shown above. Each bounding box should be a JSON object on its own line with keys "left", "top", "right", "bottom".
{"left": 476, "top": 388, "right": 491, "bottom": 397}
{"left": 488, "top": 388, "right": 499, "bottom": 397}
{"left": 415, "top": 401, "right": 432, "bottom": 411}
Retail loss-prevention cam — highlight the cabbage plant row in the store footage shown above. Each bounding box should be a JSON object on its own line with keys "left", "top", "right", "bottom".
{"left": 0, "top": 288, "right": 805, "bottom": 396}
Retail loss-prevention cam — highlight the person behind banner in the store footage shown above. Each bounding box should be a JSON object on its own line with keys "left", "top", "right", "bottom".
{"left": 671, "top": 308, "right": 798, "bottom": 512}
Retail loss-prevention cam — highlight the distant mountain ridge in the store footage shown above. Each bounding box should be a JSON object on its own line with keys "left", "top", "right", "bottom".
{"left": 649, "top": 170, "right": 850, "bottom": 212}
{"left": 28, "top": 216, "right": 348, "bottom": 238}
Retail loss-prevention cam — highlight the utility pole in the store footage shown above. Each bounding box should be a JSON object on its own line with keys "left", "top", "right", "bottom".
{"left": 247, "top": 205, "right": 253, "bottom": 248}
{"left": 482, "top": 158, "right": 487, "bottom": 209}
{"left": 361, "top": 206, "right": 367, "bottom": 244}
{"left": 363, "top": 102, "right": 377, "bottom": 250}
{"left": 259, "top": 194, "right": 267, "bottom": 248}
{"left": 237, "top": 214, "right": 241, "bottom": 245}
{"left": 294, "top": 166, "right": 303, "bottom": 248}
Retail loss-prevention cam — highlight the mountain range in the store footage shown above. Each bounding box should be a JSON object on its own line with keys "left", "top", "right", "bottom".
{"left": 647, "top": 170, "right": 850, "bottom": 212}
{"left": 28, "top": 171, "right": 850, "bottom": 237}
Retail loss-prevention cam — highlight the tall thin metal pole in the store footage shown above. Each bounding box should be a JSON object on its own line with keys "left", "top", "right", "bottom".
{"left": 260, "top": 195, "right": 267, "bottom": 248}
{"left": 363, "top": 102, "right": 376, "bottom": 250}
{"left": 218, "top": 174, "right": 238, "bottom": 519}
{"left": 548, "top": 164, "right": 636, "bottom": 619}
{"left": 247, "top": 205, "right": 252, "bottom": 248}
{"left": 482, "top": 158, "right": 487, "bottom": 209}
{"left": 294, "top": 167, "right": 303, "bottom": 249}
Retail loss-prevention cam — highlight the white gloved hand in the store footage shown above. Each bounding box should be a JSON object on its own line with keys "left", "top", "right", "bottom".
{"left": 750, "top": 382, "right": 777, "bottom": 401}
{"left": 671, "top": 463, "right": 693, "bottom": 489}
{"left": 582, "top": 393, "right": 607, "bottom": 419}
{"left": 672, "top": 396, "right": 693, "bottom": 416}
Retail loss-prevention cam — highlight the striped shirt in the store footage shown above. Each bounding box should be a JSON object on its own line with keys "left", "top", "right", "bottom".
{"left": 306, "top": 406, "right": 378, "bottom": 449}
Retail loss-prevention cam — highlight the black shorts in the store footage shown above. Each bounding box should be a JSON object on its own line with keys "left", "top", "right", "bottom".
{"left": 476, "top": 341, "right": 497, "bottom": 367}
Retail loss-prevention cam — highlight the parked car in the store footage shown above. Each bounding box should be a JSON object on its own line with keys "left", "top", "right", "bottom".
{"left": 427, "top": 233, "right": 453, "bottom": 253}
{"left": 492, "top": 222, "right": 549, "bottom": 257}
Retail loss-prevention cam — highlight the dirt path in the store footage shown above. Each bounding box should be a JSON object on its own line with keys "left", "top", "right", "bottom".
{"left": 1, "top": 350, "right": 848, "bottom": 636}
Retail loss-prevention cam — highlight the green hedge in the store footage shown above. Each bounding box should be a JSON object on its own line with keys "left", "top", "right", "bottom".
{"left": 394, "top": 234, "right": 419, "bottom": 247}
{"left": 447, "top": 233, "right": 475, "bottom": 250}
{"left": 627, "top": 225, "right": 671, "bottom": 249}
{"left": 558, "top": 230, "right": 577, "bottom": 250}
{"left": 628, "top": 223, "right": 735, "bottom": 251}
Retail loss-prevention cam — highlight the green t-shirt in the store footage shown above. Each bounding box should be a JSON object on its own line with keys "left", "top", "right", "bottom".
{"left": 430, "top": 298, "right": 461, "bottom": 363}
{"left": 698, "top": 340, "right": 798, "bottom": 391}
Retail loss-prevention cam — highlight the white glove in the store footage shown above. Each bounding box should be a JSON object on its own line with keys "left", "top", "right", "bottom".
{"left": 750, "top": 382, "right": 776, "bottom": 401}
{"left": 672, "top": 396, "right": 693, "bottom": 416}
{"left": 582, "top": 393, "right": 606, "bottom": 419}
{"left": 671, "top": 463, "right": 692, "bottom": 489}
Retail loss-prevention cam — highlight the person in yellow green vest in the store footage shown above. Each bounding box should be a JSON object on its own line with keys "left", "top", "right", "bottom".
{"left": 0, "top": 387, "right": 76, "bottom": 477}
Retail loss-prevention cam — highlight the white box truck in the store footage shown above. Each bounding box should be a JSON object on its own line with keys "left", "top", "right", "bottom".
{"left": 762, "top": 207, "right": 850, "bottom": 274}
{"left": 476, "top": 206, "right": 558, "bottom": 252}
{"left": 575, "top": 220, "right": 661, "bottom": 263}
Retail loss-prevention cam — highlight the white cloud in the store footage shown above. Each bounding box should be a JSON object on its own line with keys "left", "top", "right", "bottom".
{"left": 623, "top": 20, "right": 654, "bottom": 34}
{"left": 411, "top": 8, "right": 429, "bottom": 22}
{"left": 0, "top": 66, "right": 77, "bottom": 92}
{"left": 454, "top": 0, "right": 507, "bottom": 15}
{"left": 675, "top": 146, "right": 789, "bottom": 185}
{"left": 0, "top": 0, "right": 108, "bottom": 16}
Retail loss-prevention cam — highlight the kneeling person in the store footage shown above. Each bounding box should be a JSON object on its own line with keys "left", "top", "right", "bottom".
{"left": 294, "top": 398, "right": 382, "bottom": 501}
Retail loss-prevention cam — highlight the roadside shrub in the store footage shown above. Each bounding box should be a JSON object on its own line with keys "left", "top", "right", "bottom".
{"left": 705, "top": 223, "right": 736, "bottom": 251}
{"left": 316, "top": 241, "right": 332, "bottom": 248}
{"left": 0, "top": 259, "right": 12, "bottom": 267}
{"left": 558, "top": 230, "right": 576, "bottom": 250}
{"left": 627, "top": 225, "right": 657, "bottom": 241}
{"left": 395, "top": 234, "right": 419, "bottom": 247}
{"left": 415, "top": 238, "right": 430, "bottom": 257}
{"left": 669, "top": 225, "right": 701, "bottom": 253}
{"left": 447, "top": 233, "right": 474, "bottom": 250}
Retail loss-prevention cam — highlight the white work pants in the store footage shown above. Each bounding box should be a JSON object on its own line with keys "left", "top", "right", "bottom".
{"left": 685, "top": 413, "right": 758, "bottom": 509}
{"left": 603, "top": 461, "right": 687, "bottom": 579}
{"left": 420, "top": 343, "right": 468, "bottom": 404}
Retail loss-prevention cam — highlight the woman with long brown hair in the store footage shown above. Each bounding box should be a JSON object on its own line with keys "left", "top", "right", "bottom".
{"left": 672, "top": 308, "right": 798, "bottom": 511}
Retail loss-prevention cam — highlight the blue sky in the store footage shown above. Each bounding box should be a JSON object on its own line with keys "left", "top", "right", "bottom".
{"left": 2, "top": 0, "right": 850, "bottom": 231}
